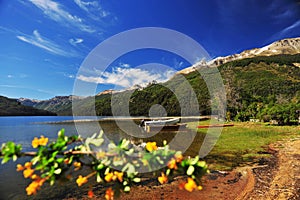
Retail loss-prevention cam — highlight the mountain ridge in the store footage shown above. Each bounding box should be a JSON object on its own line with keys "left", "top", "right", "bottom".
{"left": 179, "top": 37, "right": 300, "bottom": 74}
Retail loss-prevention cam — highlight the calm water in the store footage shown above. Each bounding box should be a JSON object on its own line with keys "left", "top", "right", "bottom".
{"left": 0, "top": 116, "right": 203, "bottom": 200}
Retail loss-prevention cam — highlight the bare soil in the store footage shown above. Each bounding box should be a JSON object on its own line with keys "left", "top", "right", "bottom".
{"left": 64, "top": 137, "right": 300, "bottom": 200}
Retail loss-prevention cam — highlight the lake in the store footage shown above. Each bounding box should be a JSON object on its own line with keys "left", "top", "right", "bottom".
{"left": 0, "top": 116, "right": 203, "bottom": 200}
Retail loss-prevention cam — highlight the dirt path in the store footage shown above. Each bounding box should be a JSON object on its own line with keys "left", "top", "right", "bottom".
{"left": 248, "top": 137, "right": 300, "bottom": 200}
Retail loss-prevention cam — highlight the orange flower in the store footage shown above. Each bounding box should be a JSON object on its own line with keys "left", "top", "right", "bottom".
{"left": 178, "top": 181, "right": 185, "bottom": 190}
{"left": 32, "top": 136, "right": 48, "bottom": 148}
{"left": 105, "top": 187, "right": 114, "bottom": 200}
{"left": 31, "top": 174, "right": 39, "bottom": 180}
{"left": 184, "top": 178, "right": 197, "bottom": 192}
{"left": 26, "top": 181, "right": 40, "bottom": 195}
{"left": 24, "top": 162, "right": 32, "bottom": 168}
{"left": 114, "top": 171, "right": 123, "bottom": 182}
{"left": 73, "top": 161, "right": 81, "bottom": 168}
{"left": 76, "top": 175, "right": 88, "bottom": 187}
{"left": 167, "top": 158, "right": 177, "bottom": 170}
{"left": 25, "top": 178, "right": 46, "bottom": 196}
{"left": 23, "top": 168, "right": 34, "bottom": 178}
{"left": 158, "top": 172, "right": 168, "bottom": 184}
{"left": 175, "top": 154, "right": 183, "bottom": 163}
{"left": 16, "top": 164, "right": 25, "bottom": 171}
{"left": 146, "top": 142, "right": 157, "bottom": 152}
{"left": 88, "top": 190, "right": 94, "bottom": 198}
{"left": 36, "top": 178, "right": 46, "bottom": 187}
{"left": 104, "top": 172, "right": 114, "bottom": 182}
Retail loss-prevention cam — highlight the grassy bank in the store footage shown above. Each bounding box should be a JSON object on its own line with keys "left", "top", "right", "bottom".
{"left": 186, "top": 121, "right": 300, "bottom": 170}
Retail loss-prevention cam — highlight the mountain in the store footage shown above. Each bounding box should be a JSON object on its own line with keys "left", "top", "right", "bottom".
{"left": 212, "top": 37, "right": 300, "bottom": 66}
{"left": 0, "top": 96, "right": 56, "bottom": 116}
{"left": 18, "top": 95, "right": 84, "bottom": 116}
{"left": 18, "top": 97, "right": 41, "bottom": 107}
{"left": 179, "top": 37, "right": 300, "bottom": 74}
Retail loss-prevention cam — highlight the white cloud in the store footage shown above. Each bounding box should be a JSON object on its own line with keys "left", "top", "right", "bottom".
{"left": 119, "top": 63, "right": 130, "bottom": 68}
{"left": 74, "top": 0, "right": 98, "bottom": 12}
{"left": 271, "top": 19, "right": 300, "bottom": 41}
{"left": 29, "top": 0, "right": 95, "bottom": 33}
{"left": 77, "top": 67, "right": 176, "bottom": 88}
{"left": 17, "top": 30, "right": 76, "bottom": 57}
{"left": 74, "top": 0, "right": 110, "bottom": 19}
{"left": 7, "top": 75, "right": 13, "bottom": 78}
{"left": 69, "top": 38, "right": 84, "bottom": 46}
{"left": 280, "top": 20, "right": 300, "bottom": 35}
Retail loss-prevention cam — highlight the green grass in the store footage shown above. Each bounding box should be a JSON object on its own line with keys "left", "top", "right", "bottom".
{"left": 186, "top": 121, "right": 300, "bottom": 170}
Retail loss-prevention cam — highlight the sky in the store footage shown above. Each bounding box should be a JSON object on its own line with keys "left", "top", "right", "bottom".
{"left": 0, "top": 0, "right": 299, "bottom": 100}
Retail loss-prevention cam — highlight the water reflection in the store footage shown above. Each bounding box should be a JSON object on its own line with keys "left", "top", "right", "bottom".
{"left": 0, "top": 117, "right": 206, "bottom": 200}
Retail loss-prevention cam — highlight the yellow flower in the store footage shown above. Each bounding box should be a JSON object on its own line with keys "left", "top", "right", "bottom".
{"left": 114, "top": 171, "right": 123, "bottom": 182}
{"left": 76, "top": 175, "right": 88, "bottom": 187}
{"left": 104, "top": 172, "right": 114, "bottom": 182}
{"left": 16, "top": 164, "right": 25, "bottom": 171}
{"left": 105, "top": 187, "right": 114, "bottom": 200}
{"left": 32, "top": 137, "right": 40, "bottom": 148}
{"left": 158, "top": 172, "right": 168, "bottom": 184}
{"left": 38, "top": 136, "right": 48, "bottom": 146}
{"left": 146, "top": 142, "right": 157, "bottom": 152}
{"left": 197, "top": 185, "right": 203, "bottom": 190}
{"left": 31, "top": 136, "right": 48, "bottom": 148}
{"left": 23, "top": 168, "right": 34, "bottom": 178}
{"left": 184, "top": 178, "right": 197, "bottom": 192}
{"left": 167, "top": 158, "right": 177, "bottom": 170}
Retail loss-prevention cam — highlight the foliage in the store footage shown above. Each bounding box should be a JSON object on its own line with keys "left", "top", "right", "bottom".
{"left": 0, "top": 129, "right": 208, "bottom": 199}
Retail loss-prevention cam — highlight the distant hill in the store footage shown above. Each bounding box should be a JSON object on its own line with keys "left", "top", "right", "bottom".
{"left": 0, "top": 96, "right": 56, "bottom": 116}
{"left": 18, "top": 96, "right": 84, "bottom": 116}
{"left": 18, "top": 37, "right": 300, "bottom": 123}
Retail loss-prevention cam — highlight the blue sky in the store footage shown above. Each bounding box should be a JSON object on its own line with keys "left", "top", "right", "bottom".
{"left": 0, "top": 0, "right": 299, "bottom": 99}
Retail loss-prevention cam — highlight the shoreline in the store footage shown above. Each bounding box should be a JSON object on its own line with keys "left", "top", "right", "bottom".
{"left": 35, "top": 116, "right": 211, "bottom": 124}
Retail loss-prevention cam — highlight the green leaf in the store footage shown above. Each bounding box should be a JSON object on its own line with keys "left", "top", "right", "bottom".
{"left": 56, "top": 158, "right": 64, "bottom": 163}
{"left": 190, "top": 156, "right": 199, "bottom": 165}
{"left": 58, "top": 129, "right": 65, "bottom": 138}
{"left": 97, "top": 164, "right": 104, "bottom": 170}
{"left": 163, "top": 140, "right": 167, "bottom": 146}
{"left": 50, "top": 179, "right": 55, "bottom": 186}
{"left": 54, "top": 168, "right": 62, "bottom": 174}
{"left": 1, "top": 156, "right": 10, "bottom": 164}
{"left": 156, "top": 156, "right": 164, "bottom": 164}
{"left": 133, "top": 178, "right": 141, "bottom": 183}
{"left": 186, "top": 165, "right": 195, "bottom": 176}
{"left": 113, "top": 160, "right": 124, "bottom": 166}
{"left": 104, "top": 167, "right": 110, "bottom": 175}
{"left": 124, "top": 186, "right": 130, "bottom": 192}
{"left": 166, "top": 169, "right": 171, "bottom": 176}
{"left": 12, "top": 155, "right": 17, "bottom": 162}
{"left": 196, "top": 161, "right": 206, "bottom": 168}
{"left": 96, "top": 173, "right": 102, "bottom": 183}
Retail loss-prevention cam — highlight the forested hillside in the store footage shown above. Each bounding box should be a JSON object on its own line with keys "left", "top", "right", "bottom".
{"left": 22, "top": 54, "right": 300, "bottom": 124}
{"left": 0, "top": 96, "right": 56, "bottom": 116}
